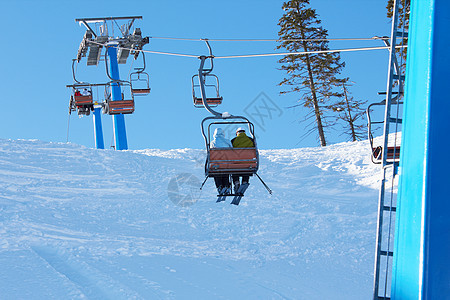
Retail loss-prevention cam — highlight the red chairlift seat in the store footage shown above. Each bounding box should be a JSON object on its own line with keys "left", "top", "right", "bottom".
{"left": 74, "top": 94, "right": 93, "bottom": 106}
{"left": 105, "top": 100, "right": 135, "bottom": 115}
{"left": 207, "top": 147, "right": 258, "bottom": 175}
{"left": 193, "top": 97, "right": 223, "bottom": 107}
{"left": 131, "top": 88, "right": 151, "bottom": 95}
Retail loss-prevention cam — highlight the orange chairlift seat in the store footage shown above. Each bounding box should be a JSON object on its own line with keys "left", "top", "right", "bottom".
{"left": 208, "top": 147, "right": 258, "bottom": 175}
{"left": 105, "top": 100, "right": 135, "bottom": 115}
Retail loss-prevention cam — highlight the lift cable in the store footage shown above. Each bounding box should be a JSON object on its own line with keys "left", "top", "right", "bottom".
{"left": 88, "top": 40, "right": 406, "bottom": 60}
{"left": 147, "top": 36, "right": 387, "bottom": 42}
{"left": 213, "top": 46, "right": 406, "bottom": 59}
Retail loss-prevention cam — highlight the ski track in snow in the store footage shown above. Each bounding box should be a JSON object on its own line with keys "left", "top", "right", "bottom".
{"left": 0, "top": 138, "right": 385, "bottom": 299}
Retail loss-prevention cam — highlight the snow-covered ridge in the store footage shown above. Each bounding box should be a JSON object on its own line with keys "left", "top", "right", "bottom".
{"left": 134, "top": 138, "right": 381, "bottom": 190}
{"left": 0, "top": 138, "right": 381, "bottom": 299}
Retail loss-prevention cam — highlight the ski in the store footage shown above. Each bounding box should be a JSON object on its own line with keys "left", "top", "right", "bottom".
{"left": 216, "top": 194, "right": 226, "bottom": 202}
{"left": 216, "top": 187, "right": 230, "bottom": 202}
{"left": 231, "top": 182, "right": 249, "bottom": 205}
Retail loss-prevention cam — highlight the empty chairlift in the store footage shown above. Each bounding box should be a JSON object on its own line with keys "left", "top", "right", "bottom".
{"left": 192, "top": 74, "right": 223, "bottom": 107}
{"left": 102, "top": 82, "right": 135, "bottom": 115}
{"left": 130, "top": 70, "right": 151, "bottom": 96}
{"left": 130, "top": 52, "right": 151, "bottom": 96}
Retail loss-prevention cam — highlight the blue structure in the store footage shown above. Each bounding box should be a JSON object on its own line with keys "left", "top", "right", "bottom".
{"left": 107, "top": 46, "right": 128, "bottom": 150}
{"left": 72, "top": 17, "right": 147, "bottom": 150}
{"left": 93, "top": 106, "right": 104, "bottom": 149}
{"left": 392, "top": 0, "right": 450, "bottom": 298}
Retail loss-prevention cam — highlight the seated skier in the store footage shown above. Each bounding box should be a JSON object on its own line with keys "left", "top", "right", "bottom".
{"left": 210, "top": 127, "right": 232, "bottom": 195}
{"left": 231, "top": 127, "right": 255, "bottom": 193}
{"left": 81, "top": 88, "right": 92, "bottom": 96}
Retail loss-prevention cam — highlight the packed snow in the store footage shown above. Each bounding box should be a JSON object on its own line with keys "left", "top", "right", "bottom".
{"left": 0, "top": 137, "right": 383, "bottom": 299}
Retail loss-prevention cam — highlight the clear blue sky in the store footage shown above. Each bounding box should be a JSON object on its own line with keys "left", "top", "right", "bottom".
{"left": 0, "top": 0, "right": 391, "bottom": 150}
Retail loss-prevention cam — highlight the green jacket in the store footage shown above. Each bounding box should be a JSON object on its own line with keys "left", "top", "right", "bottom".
{"left": 231, "top": 132, "right": 255, "bottom": 148}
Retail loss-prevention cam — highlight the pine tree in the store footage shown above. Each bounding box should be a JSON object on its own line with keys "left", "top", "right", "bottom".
{"left": 277, "top": 0, "right": 347, "bottom": 147}
{"left": 387, "top": 0, "right": 410, "bottom": 30}
{"left": 328, "top": 84, "right": 367, "bottom": 142}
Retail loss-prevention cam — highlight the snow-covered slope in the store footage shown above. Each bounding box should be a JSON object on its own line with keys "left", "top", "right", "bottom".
{"left": 0, "top": 138, "right": 381, "bottom": 299}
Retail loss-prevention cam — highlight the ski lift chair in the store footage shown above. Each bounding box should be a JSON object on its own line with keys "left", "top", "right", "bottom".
{"left": 192, "top": 74, "right": 223, "bottom": 108}
{"left": 130, "top": 70, "right": 151, "bottom": 96}
{"left": 200, "top": 115, "right": 273, "bottom": 199}
{"left": 202, "top": 116, "right": 259, "bottom": 178}
{"left": 72, "top": 86, "right": 94, "bottom": 116}
{"left": 102, "top": 82, "right": 135, "bottom": 115}
{"left": 367, "top": 101, "right": 402, "bottom": 164}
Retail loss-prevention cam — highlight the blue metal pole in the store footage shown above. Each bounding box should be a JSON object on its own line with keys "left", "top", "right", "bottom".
{"left": 392, "top": 0, "right": 450, "bottom": 298}
{"left": 107, "top": 46, "right": 128, "bottom": 150}
{"left": 92, "top": 105, "right": 104, "bottom": 149}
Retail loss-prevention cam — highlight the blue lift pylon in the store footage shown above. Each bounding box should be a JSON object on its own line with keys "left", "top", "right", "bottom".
{"left": 67, "top": 16, "right": 149, "bottom": 150}
{"left": 93, "top": 105, "right": 105, "bottom": 149}
{"left": 108, "top": 46, "right": 128, "bottom": 150}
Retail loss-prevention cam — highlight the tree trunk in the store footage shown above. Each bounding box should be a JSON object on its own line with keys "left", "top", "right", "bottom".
{"left": 343, "top": 84, "right": 357, "bottom": 142}
{"left": 300, "top": 30, "right": 327, "bottom": 147}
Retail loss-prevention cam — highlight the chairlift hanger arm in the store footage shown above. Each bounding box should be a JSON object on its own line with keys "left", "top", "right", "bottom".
{"left": 198, "top": 56, "right": 221, "bottom": 117}
{"left": 72, "top": 59, "right": 83, "bottom": 84}
{"left": 202, "top": 39, "right": 214, "bottom": 74}
{"left": 134, "top": 52, "right": 147, "bottom": 72}
{"left": 141, "top": 52, "right": 146, "bottom": 70}
{"left": 77, "top": 21, "right": 97, "bottom": 38}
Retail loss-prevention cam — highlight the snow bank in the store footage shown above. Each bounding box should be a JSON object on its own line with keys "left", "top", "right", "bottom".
{"left": 0, "top": 138, "right": 381, "bottom": 299}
